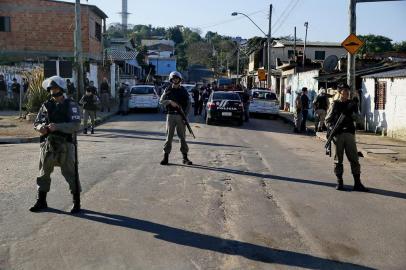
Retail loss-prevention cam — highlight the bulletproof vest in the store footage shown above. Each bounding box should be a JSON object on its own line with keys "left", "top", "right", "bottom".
{"left": 100, "top": 82, "right": 109, "bottom": 93}
{"left": 165, "top": 86, "right": 189, "bottom": 113}
{"left": 332, "top": 100, "right": 356, "bottom": 134}
{"left": 83, "top": 94, "right": 97, "bottom": 111}
{"left": 41, "top": 98, "right": 73, "bottom": 142}
{"left": 316, "top": 95, "right": 328, "bottom": 110}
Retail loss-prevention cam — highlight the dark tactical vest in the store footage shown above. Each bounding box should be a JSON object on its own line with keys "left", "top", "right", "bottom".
{"left": 331, "top": 100, "right": 356, "bottom": 134}
{"left": 164, "top": 86, "right": 189, "bottom": 113}
{"left": 82, "top": 94, "right": 98, "bottom": 111}
{"left": 40, "top": 98, "right": 73, "bottom": 143}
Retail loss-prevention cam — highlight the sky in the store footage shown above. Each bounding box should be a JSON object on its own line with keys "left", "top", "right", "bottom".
{"left": 71, "top": 0, "right": 406, "bottom": 42}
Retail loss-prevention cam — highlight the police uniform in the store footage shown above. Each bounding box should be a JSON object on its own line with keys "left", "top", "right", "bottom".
{"left": 159, "top": 71, "right": 192, "bottom": 165}
{"left": 79, "top": 92, "right": 100, "bottom": 134}
{"left": 325, "top": 93, "right": 368, "bottom": 191}
{"left": 30, "top": 76, "right": 82, "bottom": 213}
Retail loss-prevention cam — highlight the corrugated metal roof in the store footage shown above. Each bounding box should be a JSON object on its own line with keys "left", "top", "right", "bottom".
{"left": 362, "top": 69, "right": 406, "bottom": 78}
{"left": 106, "top": 49, "right": 138, "bottom": 61}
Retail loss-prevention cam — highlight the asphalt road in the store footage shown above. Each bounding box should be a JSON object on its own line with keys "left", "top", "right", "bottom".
{"left": 0, "top": 112, "right": 405, "bottom": 270}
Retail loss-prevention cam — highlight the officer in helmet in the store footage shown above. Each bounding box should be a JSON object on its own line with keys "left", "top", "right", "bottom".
{"left": 159, "top": 71, "right": 193, "bottom": 165}
{"left": 325, "top": 83, "right": 369, "bottom": 192}
{"left": 30, "top": 76, "right": 82, "bottom": 213}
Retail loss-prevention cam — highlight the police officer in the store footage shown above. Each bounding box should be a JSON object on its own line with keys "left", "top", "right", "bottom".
{"left": 30, "top": 76, "right": 82, "bottom": 213}
{"left": 325, "top": 83, "right": 369, "bottom": 192}
{"left": 160, "top": 71, "right": 192, "bottom": 165}
{"left": 79, "top": 87, "right": 100, "bottom": 134}
{"left": 118, "top": 82, "right": 130, "bottom": 115}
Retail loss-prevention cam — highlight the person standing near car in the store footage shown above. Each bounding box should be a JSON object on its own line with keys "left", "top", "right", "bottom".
{"left": 192, "top": 86, "right": 200, "bottom": 116}
{"left": 99, "top": 78, "right": 111, "bottom": 112}
{"left": 325, "top": 83, "right": 369, "bottom": 192}
{"left": 300, "top": 87, "right": 310, "bottom": 132}
{"left": 118, "top": 82, "right": 130, "bottom": 115}
{"left": 313, "top": 88, "right": 329, "bottom": 132}
{"left": 159, "top": 71, "right": 192, "bottom": 166}
{"left": 241, "top": 88, "right": 251, "bottom": 122}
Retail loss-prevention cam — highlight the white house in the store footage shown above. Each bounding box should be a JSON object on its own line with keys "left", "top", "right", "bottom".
{"left": 272, "top": 40, "right": 347, "bottom": 65}
{"left": 361, "top": 69, "right": 406, "bottom": 140}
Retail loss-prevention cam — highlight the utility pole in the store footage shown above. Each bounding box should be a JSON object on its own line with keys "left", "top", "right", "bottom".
{"left": 236, "top": 42, "right": 240, "bottom": 85}
{"left": 303, "top": 22, "right": 309, "bottom": 68}
{"left": 294, "top": 26, "right": 297, "bottom": 60}
{"left": 74, "top": 0, "right": 84, "bottom": 101}
{"left": 348, "top": 0, "right": 356, "bottom": 93}
{"left": 267, "top": 4, "right": 272, "bottom": 89}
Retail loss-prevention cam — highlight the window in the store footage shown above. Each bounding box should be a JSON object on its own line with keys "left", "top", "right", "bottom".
{"left": 315, "top": 51, "right": 326, "bottom": 60}
{"left": 95, "top": 22, "right": 102, "bottom": 41}
{"left": 374, "top": 81, "right": 386, "bottom": 110}
{"left": 0, "top": 17, "right": 11, "bottom": 32}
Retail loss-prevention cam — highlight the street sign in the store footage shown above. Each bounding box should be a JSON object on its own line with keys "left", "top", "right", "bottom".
{"left": 341, "top": 33, "right": 365, "bottom": 55}
{"left": 258, "top": 68, "right": 267, "bottom": 81}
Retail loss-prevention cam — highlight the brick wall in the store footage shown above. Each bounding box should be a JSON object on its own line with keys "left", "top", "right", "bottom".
{"left": 0, "top": 0, "right": 103, "bottom": 60}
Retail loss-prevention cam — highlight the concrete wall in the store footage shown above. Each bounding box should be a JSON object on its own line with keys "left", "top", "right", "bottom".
{"left": 272, "top": 46, "right": 346, "bottom": 65}
{"left": 362, "top": 77, "right": 406, "bottom": 140}
{"left": 0, "top": 0, "right": 103, "bottom": 60}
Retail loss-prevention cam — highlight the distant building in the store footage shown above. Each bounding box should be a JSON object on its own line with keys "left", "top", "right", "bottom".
{"left": 148, "top": 56, "right": 176, "bottom": 77}
{"left": 362, "top": 69, "right": 406, "bottom": 140}
{"left": 0, "top": 0, "right": 108, "bottom": 61}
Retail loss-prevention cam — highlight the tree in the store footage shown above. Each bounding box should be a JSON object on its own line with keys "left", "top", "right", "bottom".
{"left": 358, "top": 34, "right": 394, "bottom": 55}
{"left": 393, "top": 41, "right": 406, "bottom": 52}
{"left": 166, "top": 27, "right": 184, "bottom": 44}
{"left": 186, "top": 42, "right": 212, "bottom": 67}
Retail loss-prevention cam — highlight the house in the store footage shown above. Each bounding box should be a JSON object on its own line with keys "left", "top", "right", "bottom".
{"left": 142, "top": 39, "right": 175, "bottom": 58}
{"left": 361, "top": 69, "right": 406, "bottom": 140}
{"left": 0, "top": 0, "right": 108, "bottom": 61}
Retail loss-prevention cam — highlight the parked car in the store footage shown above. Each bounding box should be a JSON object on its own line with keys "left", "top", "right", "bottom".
{"left": 249, "top": 89, "right": 279, "bottom": 118}
{"left": 182, "top": 83, "right": 196, "bottom": 106}
{"left": 128, "top": 85, "right": 159, "bottom": 112}
{"left": 205, "top": 91, "right": 244, "bottom": 126}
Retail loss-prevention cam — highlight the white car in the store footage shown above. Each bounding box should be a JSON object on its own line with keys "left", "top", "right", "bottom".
{"left": 128, "top": 85, "right": 159, "bottom": 112}
{"left": 182, "top": 84, "right": 196, "bottom": 106}
{"left": 249, "top": 89, "right": 280, "bottom": 118}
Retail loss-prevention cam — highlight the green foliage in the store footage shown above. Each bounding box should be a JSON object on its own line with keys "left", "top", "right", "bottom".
{"left": 24, "top": 68, "right": 49, "bottom": 113}
{"left": 358, "top": 34, "right": 394, "bottom": 55}
{"left": 393, "top": 41, "right": 406, "bottom": 52}
{"left": 166, "top": 27, "right": 184, "bottom": 44}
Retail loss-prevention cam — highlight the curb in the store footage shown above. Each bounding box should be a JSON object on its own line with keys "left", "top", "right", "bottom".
{"left": 0, "top": 111, "right": 117, "bottom": 145}
{"left": 278, "top": 112, "right": 316, "bottom": 135}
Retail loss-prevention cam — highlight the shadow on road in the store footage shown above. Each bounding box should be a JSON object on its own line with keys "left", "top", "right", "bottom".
{"left": 90, "top": 129, "right": 246, "bottom": 149}
{"left": 175, "top": 164, "right": 406, "bottom": 200}
{"left": 43, "top": 208, "right": 374, "bottom": 270}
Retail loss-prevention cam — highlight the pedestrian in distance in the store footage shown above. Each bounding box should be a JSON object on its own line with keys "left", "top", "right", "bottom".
{"left": 313, "top": 88, "right": 330, "bottom": 132}
{"left": 79, "top": 88, "right": 100, "bottom": 134}
{"left": 159, "top": 71, "right": 193, "bottom": 166}
{"left": 29, "top": 76, "right": 82, "bottom": 213}
{"left": 118, "top": 82, "right": 130, "bottom": 115}
{"left": 0, "top": 74, "right": 7, "bottom": 102}
{"left": 241, "top": 87, "right": 251, "bottom": 122}
{"left": 325, "top": 83, "right": 369, "bottom": 192}
{"left": 11, "top": 78, "right": 21, "bottom": 106}
{"left": 99, "top": 77, "right": 111, "bottom": 112}
{"left": 192, "top": 86, "right": 200, "bottom": 116}
{"left": 86, "top": 80, "right": 98, "bottom": 95}
{"left": 293, "top": 91, "right": 302, "bottom": 133}
{"left": 66, "top": 79, "right": 76, "bottom": 99}
{"left": 300, "top": 87, "right": 310, "bottom": 133}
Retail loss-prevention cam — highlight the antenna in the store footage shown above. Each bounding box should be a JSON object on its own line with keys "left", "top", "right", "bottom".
{"left": 119, "top": 0, "right": 131, "bottom": 33}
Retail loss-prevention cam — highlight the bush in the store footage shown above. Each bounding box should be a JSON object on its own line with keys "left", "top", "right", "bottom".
{"left": 24, "top": 68, "right": 49, "bottom": 113}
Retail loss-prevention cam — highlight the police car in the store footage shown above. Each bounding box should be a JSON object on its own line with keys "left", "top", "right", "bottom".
{"left": 128, "top": 85, "right": 160, "bottom": 112}
{"left": 205, "top": 91, "right": 244, "bottom": 126}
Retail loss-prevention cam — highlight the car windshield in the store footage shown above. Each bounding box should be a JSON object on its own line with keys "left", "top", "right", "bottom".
{"left": 131, "top": 87, "right": 155, "bottom": 95}
{"left": 182, "top": 85, "right": 195, "bottom": 92}
{"left": 252, "top": 91, "right": 277, "bottom": 100}
{"left": 213, "top": 93, "right": 240, "bottom": 100}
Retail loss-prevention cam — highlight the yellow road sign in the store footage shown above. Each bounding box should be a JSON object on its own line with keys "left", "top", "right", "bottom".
{"left": 258, "top": 68, "right": 266, "bottom": 81}
{"left": 341, "top": 33, "right": 365, "bottom": 55}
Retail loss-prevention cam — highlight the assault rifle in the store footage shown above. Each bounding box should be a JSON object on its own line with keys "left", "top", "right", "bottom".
{"left": 325, "top": 113, "right": 345, "bottom": 157}
{"left": 173, "top": 103, "right": 196, "bottom": 139}
{"left": 73, "top": 132, "right": 80, "bottom": 194}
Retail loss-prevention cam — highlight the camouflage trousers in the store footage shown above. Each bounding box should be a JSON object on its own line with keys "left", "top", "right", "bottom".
{"left": 37, "top": 140, "right": 81, "bottom": 194}
{"left": 333, "top": 132, "right": 361, "bottom": 176}
{"left": 163, "top": 114, "right": 189, "bottom": 155}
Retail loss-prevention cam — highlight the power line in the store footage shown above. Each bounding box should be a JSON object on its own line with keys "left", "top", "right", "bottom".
{"left": 271, "top": 0, "right": 296, "bottom": 30}
{"left": 273, "top": 0, "right": 300, "bottom": 36}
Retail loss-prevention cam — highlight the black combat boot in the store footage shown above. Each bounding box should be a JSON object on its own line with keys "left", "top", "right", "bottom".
{"left": 91, "top": 127, "right": 94, "bottom": 134}
{"left": 29, "top": 191, "right": 48, "bottom": 212}
{"left": 83, "top": 128, "right": 88, "bottom": 135}
{"left": 182, "top": 154, "right": 193, "bottom": 165}
{"left": 353, "top": 174, "right": 369, "bottom": 192}
{"left": 70, "top": 193, "right": 81, "bottom": 214}
{"left": 336, "top": 175, "right": 344, "bottom": 191}
{"left": 160, "top": 153, "right": 169, "bottom": 165}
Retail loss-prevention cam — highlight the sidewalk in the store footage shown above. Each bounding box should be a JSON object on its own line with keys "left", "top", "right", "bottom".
{"left": 0, "top": 106, "right": 118, "bottom": 144}
{"left": 278, "top": 110, "right": 406, "bottom": 164}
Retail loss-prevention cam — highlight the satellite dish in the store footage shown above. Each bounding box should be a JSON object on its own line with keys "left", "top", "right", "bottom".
{"left": 323, "top": 55, "right": 339, "bottom": 73}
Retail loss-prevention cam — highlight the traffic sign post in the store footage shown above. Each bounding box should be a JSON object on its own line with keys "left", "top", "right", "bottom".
{"left": 258, "top": 69, "right": 267, "bottom": 81}
{"left": 342, "top": 33, "right": 365, "bottom": 55}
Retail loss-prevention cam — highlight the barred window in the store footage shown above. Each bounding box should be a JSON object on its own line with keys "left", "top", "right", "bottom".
{"left": 374, "top": 81, "right": 386, "bottom": 110}
{"left": 0, "top": 17, "right": 11, "bottom": 32}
